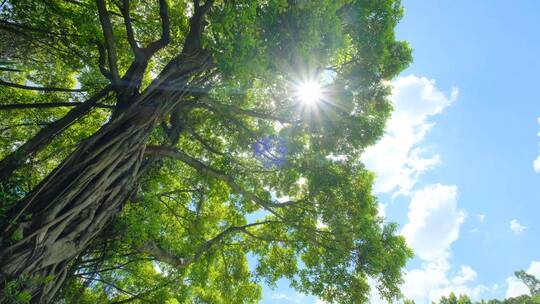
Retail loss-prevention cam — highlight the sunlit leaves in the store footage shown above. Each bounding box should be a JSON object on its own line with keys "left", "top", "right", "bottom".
{"left": 1, "top": 0, "right": 413, "bottom": 303}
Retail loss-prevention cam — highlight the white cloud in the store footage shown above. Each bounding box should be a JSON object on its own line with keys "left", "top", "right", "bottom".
{"left": 401, "top": 184, "right": 465, "bottom": 262}
{"left": 272, "top": 293, "right": 292, "bottom": 300}
{"left": 506, "top": 276, "right": 529, "bottom": 298}
{"left": 378, "top": 203, "right": 386, "bottom": 220}
{"left": 452, "top": 266, "right": 478, "bottom": 285}
{"left": 505, "top": 261, "right": 540, "bottom": 298}
{"left": 362, "top": 75, "right": 457, "bottom": 195}
{"left": 401, "top": 260, "right": 490, "bottom": 303}
{"left": 510, "top": 219, "right": 527, "bottom": 235}
{"left": 530, "top": 262, "right": 540, "bottom": 278}
{"left": 360, "top": 76, "right": 489, "bottom": 303}
{"left": 396, "top": 184, "right": 493, "bottom": 302}
{"left": 402, "top": 260, "right": 451, "bottom": 302}
{"left": 368, "top": 278, "right": 386, "bottom": 304}
{"left": 271, "top": 292, "right": 306, "bottom": 303}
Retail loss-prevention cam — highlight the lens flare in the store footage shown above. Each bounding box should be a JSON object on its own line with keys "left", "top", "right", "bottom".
{"left": 295, "top": 81, "right": 322, "bottom": 104}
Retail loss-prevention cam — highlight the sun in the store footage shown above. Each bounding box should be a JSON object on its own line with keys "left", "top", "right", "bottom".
{"left": 295, "top": 80, "right": 322, "bottom": 104}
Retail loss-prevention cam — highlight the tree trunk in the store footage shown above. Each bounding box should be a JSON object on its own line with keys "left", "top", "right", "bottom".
{"left": 0, "top": 111, "right": 148, "bottom": 303}
{"left": 0, "top": 52, "right": 210, "bottom": 303}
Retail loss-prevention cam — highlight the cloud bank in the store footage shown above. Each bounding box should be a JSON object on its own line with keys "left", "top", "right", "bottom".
{"left": 362, "top": 75, "right": 457, "bottom": 196}
{"left": 363, "top": 75, "right": 494, "bottom": 303}
{"left": 399, "top": 184, "right": 492, "bottom": 302}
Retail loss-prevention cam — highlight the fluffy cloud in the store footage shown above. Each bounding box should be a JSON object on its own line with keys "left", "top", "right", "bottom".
{"left": 270, "top": 292, "right": 307, "bottom": 303}
{"left": 361, "top": 76, "right": 489, "bottom": 303}
{"left": 506, "top": 277, "right": 529, "bottom": 298}
{"left": 401, "top": 184, "right": 465, "bottom": 262}
{"left": 505, "top": 261, "right": 540, "bottom": 298}
{"left": 453, "top": 266, "right": 478, "bottom": 285}
{"left": 510, "top": 219, "right": 527, "bottom": 235}
{"left": 272, "top": 293, "right": 292, "bottom": 300}
{"left": 401, "top": 260, "right": 491, "bottom": 303}
{"left": 362, "top": 75, "right": 457, "bottom": 195}
{"left": 378, "top": 203, "right": 386, "bottom": 219}
{"left": 397, "top": 184, "right": 490, "bottom": 303}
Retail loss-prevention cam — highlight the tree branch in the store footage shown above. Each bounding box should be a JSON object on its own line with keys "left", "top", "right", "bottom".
{"left": 0, "top": 102, "right": 114, "bottom": 110}
{"left": 142, "top": 0, "right": 170, "bottom": 56}
{"left": 77, "top": 276, "right": 151, "bottom": 302}
{"left": 136, "top": 221, "right": 275, "bottom": 269}
{"left": 0, "top": 67, "right": 23, "bottom": 72}
{"left": 188, "top": 129, "right": 227, "bottom": 156}
{"left": 182, "top": 0, "right": 214, "bottom": 55}
{"left": 75, "top": 258, "right": 146, "bottom": 276}
{"left": 96, "top": 0, "right": 120, "bottom": 82}
{"left": 144, "top": 146, "right": 299, "bottom": 209}
{"left": 198, "top": 96, "right": 293, "bottom": 123}
{"left": 119, "top": 0, "right": 140, "bottom": 54}
{"left": 0, "top": 19, "right": 81, "bottom": 38}
{"left": 0, "top": 79, "right": 84, "bottom": 92}
{"left": 136, "top": 241, "right": 190, "bottom": 269}
{"left": 157, "top": 188, "right": 201, "bottom": 197}
{"left": 0, "top": 85, "right": 113, "bottom": 182}
{"left": 96, "top": 40, "right": 113, "bottom": 80}
{"left": 196, "top": 0, "right": 215, "bottom": 15}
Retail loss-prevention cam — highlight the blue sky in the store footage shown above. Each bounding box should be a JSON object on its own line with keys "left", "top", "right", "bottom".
{"left": 260, "top": 1, "right": 540, "bottom": 303}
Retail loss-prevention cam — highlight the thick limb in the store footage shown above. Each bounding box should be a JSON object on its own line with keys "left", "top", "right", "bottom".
{"left": 0, "top": 85, "right": 112, "bottom": 183}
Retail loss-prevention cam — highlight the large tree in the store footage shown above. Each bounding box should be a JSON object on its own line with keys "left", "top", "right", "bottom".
{"left": 0, "top": 0, "right": 412, "bottom": 303}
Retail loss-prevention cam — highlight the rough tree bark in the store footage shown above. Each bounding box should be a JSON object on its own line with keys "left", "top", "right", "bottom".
{"left": 0, "top": 54, "right": 211, "bottom": 303}
{"left": 0, "top": 1, "right": 214, "bottom": 301}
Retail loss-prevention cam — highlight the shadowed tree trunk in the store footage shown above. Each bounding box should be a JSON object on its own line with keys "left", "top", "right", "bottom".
{"left": 0, "top": 0, "right": 214, "bottom": 300}
{"left": 0, "top": 53, "right": 210, "bottom": 303}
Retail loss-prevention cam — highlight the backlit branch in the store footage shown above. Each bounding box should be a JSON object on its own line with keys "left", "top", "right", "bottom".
{"left": 0, "top": 19, "right": 81, "bottom": 38}
{"left": 0, "top": 102, "right": 114, "bottom": 110}
{"left": 76, "top": 276, "right": 149, "bottom": 302}
{"left": 189, "top": 130, "right": 228, "bottom": 156}
{"left": 119, "top": 0, "right": 139, "bottom": 53}
{"left": 144, "top": 146, "right": 299, "bottom": 210}
{"left": 117, "top": 0, "right": 170, "bottom": 59}
{"left": 142, "top": 0, "right": 170, "bottom": 56}
{"left": 197, "top": 96, "right": 294, "bottom": 123}
{"left": 136, "top": 221, "right": 276, "bottom": 269}
{"left": 182, "top": 0, "right": 214, "bottom": 55}
{"left": 96, "top": 0, "right": 120, "bottom": 82}
{"left": 0, "top": 84, "right": 113, "bottom": 182}
{"left": 96, "top": 40, "right": 113, "bottom": 80}
{"left": 0, "top": 79, "right": 84, "bottom": 92}
{"left": 0, "top": 67, "right": 22, "bottom": 72}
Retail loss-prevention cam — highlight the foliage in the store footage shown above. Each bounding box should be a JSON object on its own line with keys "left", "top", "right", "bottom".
{"left": 0, "top": 0, "right": 412, "bottom": 303}
{"left": 435, "top": 293, "right": 473, "bottom": 304}
{"left": 428, "top": 272, "right": 540, "bottom": 304}
{"left": 515, "top": 270, "right": 540, "bottom": 296}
